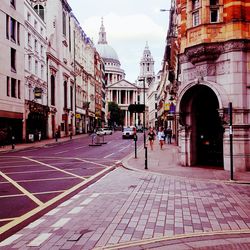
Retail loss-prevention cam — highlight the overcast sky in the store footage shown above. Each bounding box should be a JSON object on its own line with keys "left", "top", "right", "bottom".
{"left": 68, "top": 0, "right": 171, "bottom": 83}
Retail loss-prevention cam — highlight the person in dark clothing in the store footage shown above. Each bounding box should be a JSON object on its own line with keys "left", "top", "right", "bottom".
{"left": 166, "top": 126, "right": 172, "bottom": 144}
{"left": 148, "top": 127, "right": 156, "bottom": 150}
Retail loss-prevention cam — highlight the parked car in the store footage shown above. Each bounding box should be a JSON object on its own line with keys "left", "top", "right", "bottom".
{"left": 96, "top": 127, "right": 112, "bottom": 135}
{"left": 122, "top": 127, "right": 135, "bottom": 139}
{"left": 102, "top": 127, "right": 112, "bottom": 135}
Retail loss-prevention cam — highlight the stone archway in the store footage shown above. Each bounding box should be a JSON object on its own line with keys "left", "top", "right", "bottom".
{"left": 178, "top": 84, "right": 224, "bottom": 167}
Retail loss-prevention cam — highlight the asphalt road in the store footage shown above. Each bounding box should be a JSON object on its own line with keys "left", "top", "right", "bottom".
{"left": 0, "top": 131, "right": 143, "bottom": 238}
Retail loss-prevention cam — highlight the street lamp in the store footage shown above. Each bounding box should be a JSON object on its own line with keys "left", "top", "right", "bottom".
{"left": 138, "top": 78, "right": 148, "bottom": 169}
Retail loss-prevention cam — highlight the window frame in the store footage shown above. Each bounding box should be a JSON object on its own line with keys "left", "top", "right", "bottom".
{"left": 11, "top": 48, "right": 16, "bottom": 72}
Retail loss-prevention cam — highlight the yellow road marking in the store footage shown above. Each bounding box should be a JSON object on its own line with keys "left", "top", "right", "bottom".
{"left": 0, "top": 218, "right": 18, "bottom": 222}
{"left": 75, "top": 158, "right": 110, "bottom": 168}
{"left": 0, "top": 165, "right": 115, "bottom": 237}
{"left": 16, "top": 176, "right": 78, "bottom": 183}
{"left": 5, "top": 168, "right": 81, "bottom": 175}
{"left": 0, "top": 190, "right": 66, "bottom": 199}
{"left": 22, "top": 157, "right": 86, "bottom": 180}
{"left": 0, "top": 171, "right": 43, "bottom": 206}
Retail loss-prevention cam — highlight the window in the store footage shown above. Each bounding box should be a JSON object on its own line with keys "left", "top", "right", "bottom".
{"left": 210, "top": 0, "right": 218, "bottom": 5}
{"left": 62, "top": 12, "right": 66, "bottom": 36}
{"left": 34, "top": 39, "right": 38, "bottom": 52}
{"left": 6, "top": 15, "right": 9, "bottom": 39}
{"left": 40, "top": 45, "right": 43, "bottom": 57}
{"left": 17, "top": 22, "right": 20, "bottom": 44}
{"left": 34, "top": 20, "right": 37, "bottom": 29}
{"left": 28, "top": 33, "right": 31, "bottom": 46}
{"left": 35, "top": 60, "right": 38, "bottom": 75}
{"left": 34, "top": 5, "right": 44, "bottom": 20}
{"left": 64, "top": 81, "right": 67, "bottom": 108}
{"left": 210, "top": 9, "right": 219, "bottom": 23}
{"left": 18, "top": 80, "right": 20, "bottom": 99}
{"left": 27, "top": 12, "right": 31, "bottom": 22}
{"left": 10, "top": 0, "right": 15, "bottom": 8}
{"left": 40, "top": 27, "right": 43, "bottom": 36}
{"left": 28, "top": 55, "right": 32, "bottom": 71}
{"left": 193, "top": 11, "right": 200, "bottom": 26}
{"left": 70, "top": 85, "right": 73, "bottom": 110}
{"left": 51, "top": 75, "right": 55, "bottom": 105}
{"left": 11, "top": 48, "right": 16, "bottom": 72}
{"left": 11, "top": 78, "right": 16, "bottom": 98}
{"left": 41, "top": 64, "right": 44, "bottom": 79}
{"left": 192, "top": 0, "right": 199, "bottom": 9}
{"left": 10, "top": 17, "right": 16, "bottom": 42}
{"left": 7, "top": 76, "right": 10, "bottom": 96}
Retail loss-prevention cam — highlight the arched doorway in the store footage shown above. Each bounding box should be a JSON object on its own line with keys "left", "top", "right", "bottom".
{"left": 180, "top": 85, "right": 224, "bottom": 167}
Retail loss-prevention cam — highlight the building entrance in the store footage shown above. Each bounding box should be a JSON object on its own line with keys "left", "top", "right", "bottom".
{"left": 180, "top": 85, "right": 224, "bottom": 167}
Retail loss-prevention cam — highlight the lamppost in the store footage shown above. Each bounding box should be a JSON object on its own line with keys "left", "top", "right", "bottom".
{"left": 139, "top": 78, "right": 148, "bottom": 169}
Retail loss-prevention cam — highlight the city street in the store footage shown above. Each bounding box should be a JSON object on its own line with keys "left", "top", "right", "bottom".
{"left": 0, "top": 132, "right": 143, "bottom": 241}
{"left": 0, "top": 134, "right": 250, "bottom": 249}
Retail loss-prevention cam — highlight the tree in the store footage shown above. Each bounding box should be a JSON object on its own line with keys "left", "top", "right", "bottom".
{"left": 108, "top": 102, "right": 124, "bottom": 127}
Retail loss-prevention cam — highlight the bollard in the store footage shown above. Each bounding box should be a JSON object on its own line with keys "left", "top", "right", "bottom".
{"left": 11, "top": 136, "right": 15, "bottom": 150}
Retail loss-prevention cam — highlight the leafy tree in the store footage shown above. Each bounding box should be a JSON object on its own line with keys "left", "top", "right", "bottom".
{"left": 108, "top": 102, "right": 124, "bottom": 127}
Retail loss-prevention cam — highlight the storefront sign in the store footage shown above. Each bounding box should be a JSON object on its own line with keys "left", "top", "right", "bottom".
{"left": 75, "top": 113, "right": 81, "bottom": 119}
{"left": 164, "top": 103, "right": 170, "bottom": 111}
{"left": 34, "top": 87, "right": 43, "bottom": 99}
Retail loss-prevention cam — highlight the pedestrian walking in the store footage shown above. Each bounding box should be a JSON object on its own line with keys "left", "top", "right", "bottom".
{"left": 157, "top": 127, "right": 165, "bottom": 150}
{"left": 148, "top": 127, "right": 156, "bottom": 150}
{"left": 166, "top": 126, "right": 172, "bottom": 144}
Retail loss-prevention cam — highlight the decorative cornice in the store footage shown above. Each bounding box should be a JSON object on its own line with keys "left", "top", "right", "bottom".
{"left": 183, "top": 39, "right": 250, "bottom": 65}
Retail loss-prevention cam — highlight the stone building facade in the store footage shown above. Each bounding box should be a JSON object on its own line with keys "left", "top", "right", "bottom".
{"left": 0, "top": 0, "right": 25, "bottom": 145}
{"left": 175, "top": 0, "right": 250, "bottom": 171}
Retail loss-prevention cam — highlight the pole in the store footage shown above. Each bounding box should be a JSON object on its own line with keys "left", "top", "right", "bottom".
{"left": 143, "top": 78, "right": 148, "bottom": 169}
{"left": 229, "top": 102, "right": 233, "bottom": 180}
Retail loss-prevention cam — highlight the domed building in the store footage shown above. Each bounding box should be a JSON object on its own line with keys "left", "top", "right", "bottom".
{"left": 96, "top": 19, "right": 138, "bottom": 127}
{"left": 96, "top": 19, "right": 125, "bottom": 86}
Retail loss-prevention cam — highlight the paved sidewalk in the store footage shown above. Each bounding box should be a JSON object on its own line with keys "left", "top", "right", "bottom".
{"left": 123, "top": 140, "right": 250, "bottom": 183}
{"left": 0, "top": 134, "right": 88, "bottom": 153}
{"left": 1, "top": 136, "right": 250, "bottom": 249}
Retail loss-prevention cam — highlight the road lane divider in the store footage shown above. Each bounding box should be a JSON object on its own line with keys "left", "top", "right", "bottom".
{"left": 0, "top": 163, "right": 116, "bottom": 242}
{"left": 104, "top": 153, "right": 114, "bottom": 159}
{"left": 22, "top": 157, "right": 86, "bottom": 180}
{"left": 0, "top": 171, "right": 43, "bottom": 206}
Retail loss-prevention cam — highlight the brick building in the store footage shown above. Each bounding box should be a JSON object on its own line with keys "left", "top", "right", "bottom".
{"left": 176, "top": 0, "right": 250, "bottom": 171}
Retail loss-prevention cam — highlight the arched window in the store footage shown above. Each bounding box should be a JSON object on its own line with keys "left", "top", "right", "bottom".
{"left": 51, "top": 75, "right": 55, "bottom": 106}
{"left": 34, "top": 5, "right": 44, "bottom": 21}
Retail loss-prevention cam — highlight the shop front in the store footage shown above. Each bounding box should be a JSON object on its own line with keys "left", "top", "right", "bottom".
{"left": 26, "top": 100, "right": 49, "bottom": 142}
{"left": 0, "top": 110, "right": 23, "bottom": 145}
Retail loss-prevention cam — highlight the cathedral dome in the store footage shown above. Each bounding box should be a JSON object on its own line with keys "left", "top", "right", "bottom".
{"left": 96, "top": 44, "right": 120, "bottom": 63}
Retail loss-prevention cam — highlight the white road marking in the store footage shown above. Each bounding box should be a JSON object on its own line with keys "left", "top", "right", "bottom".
{"left": 27, "top": 233, "right": 52, "bottom": 247}
{"left": 46, "top": 208, "right": 61, "bottom": 216}
{"left": 51, "top": 218, "right": 71, "bottom": 228}
{"left": 68, "top": 207, "right": 83, "bottom": 214}
{"left": 59, "top": 199, "right": 74, "bottom": 207}
{"left": 26, "top": 219, "right": 45, "bottom": 229}
{"left": 0, "top": 234, "right": 22, "bottom": 246}
{"left": 74, "top": 146, "right": 87, "bottom": 149}
{"left": 81, "top": 198, "right": 93, "bottom": 205}
{"left": 54, "top": 150, "right": 68, "bottom": 155}
{"left": 104, "top": 153, "right": 114, "bottom": 158}
{"left": 90, "top": 193, "right": 100, "bottom": 198}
